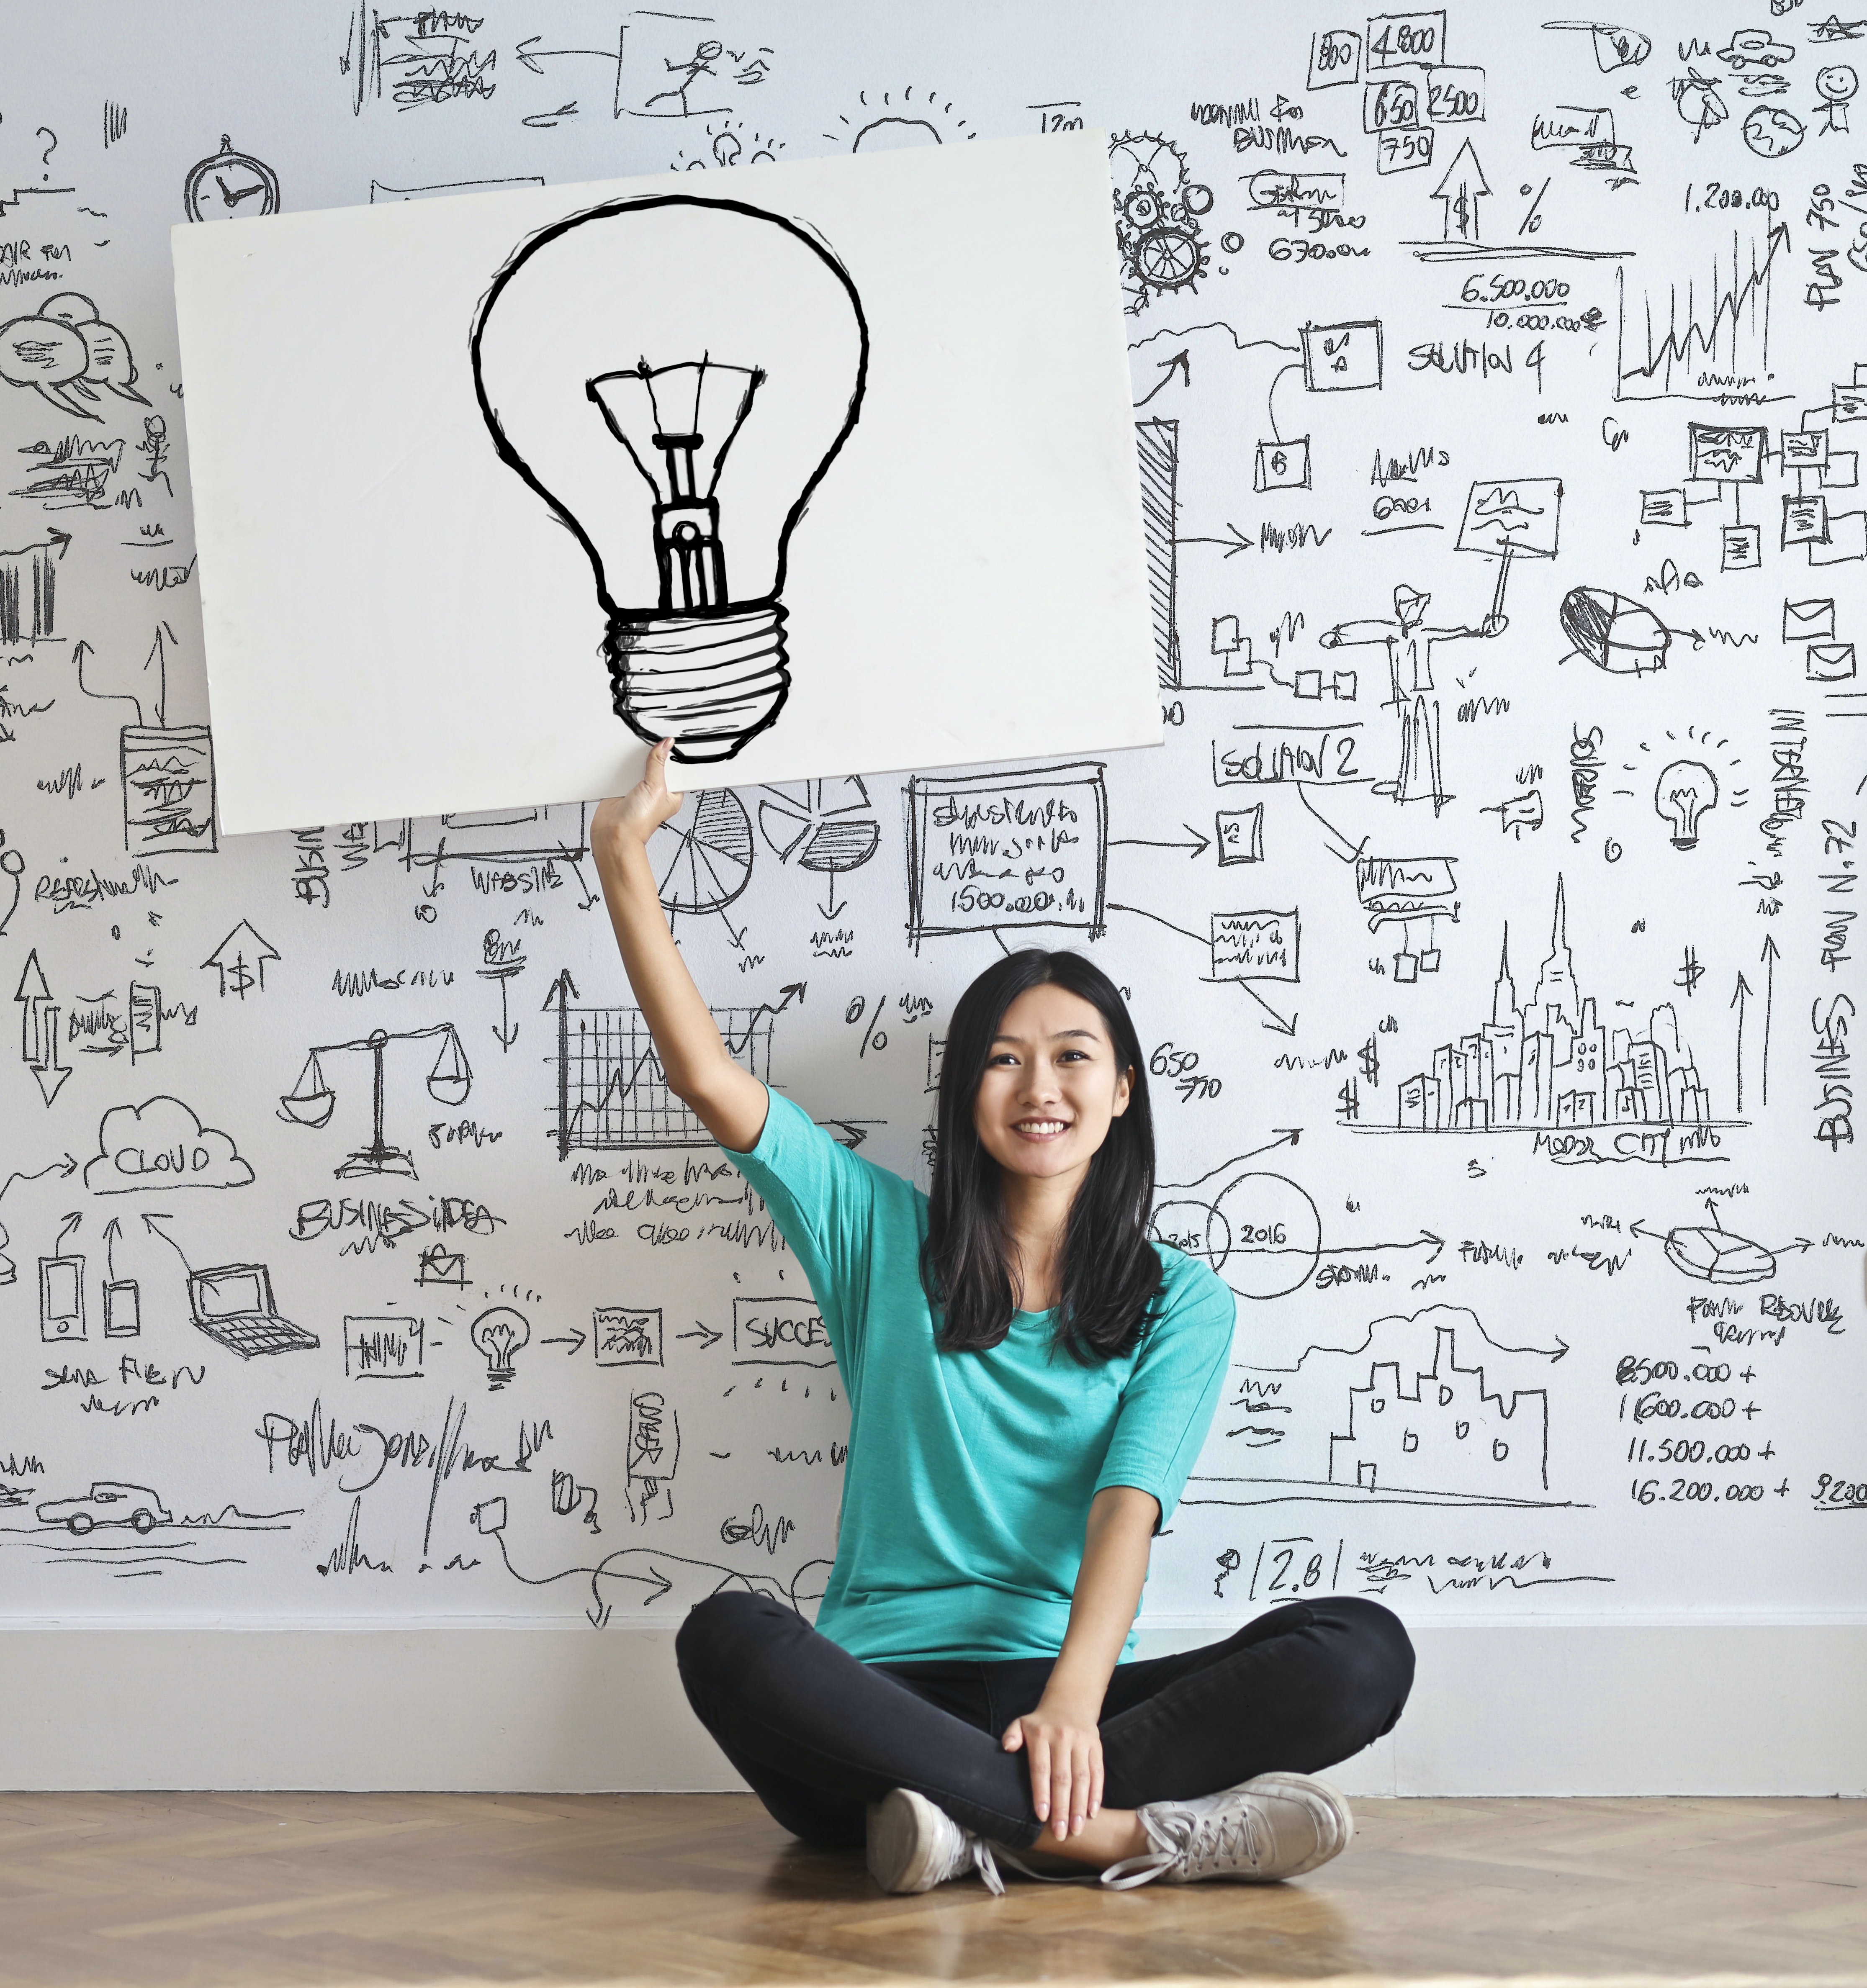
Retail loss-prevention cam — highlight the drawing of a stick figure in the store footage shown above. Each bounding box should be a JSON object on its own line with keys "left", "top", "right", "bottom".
{"left": 1817, "top": 65, "right": 1858, "bottom": 134}
{"left": 647, "top": 39, "right": 723, "bottom": 117}
{"left": 1320, "top": 583, "right": 1506, "bottom": 812}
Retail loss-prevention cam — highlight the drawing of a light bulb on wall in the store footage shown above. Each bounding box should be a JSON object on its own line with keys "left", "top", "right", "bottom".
{"left": 469, "top": 1305, "right": 530, "bottom": 1389}
{"left": 1654, "top": 759, "right": 1719, "bottom": 850}
{"left": 472, "top": 195, "right": 868, "bottom": 763}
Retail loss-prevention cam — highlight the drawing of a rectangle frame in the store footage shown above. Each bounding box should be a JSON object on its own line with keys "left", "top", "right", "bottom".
{"left": 905, "top": 763, "right": 1107, "bottom": 949}
{"left": 731, "top": 1297, "right": 834, "bottom": 1367}
{"left": 403, "top": 802, "right": 588, "bottom": 871}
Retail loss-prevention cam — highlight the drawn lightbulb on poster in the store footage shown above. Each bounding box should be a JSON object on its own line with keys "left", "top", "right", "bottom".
{"left": 471, "top": 196, "right": 868, "bottom": 764}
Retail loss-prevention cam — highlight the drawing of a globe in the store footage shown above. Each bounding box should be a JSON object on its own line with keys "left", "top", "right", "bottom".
{"left": 649, "top": 789, "right": 754, "bottom": 914}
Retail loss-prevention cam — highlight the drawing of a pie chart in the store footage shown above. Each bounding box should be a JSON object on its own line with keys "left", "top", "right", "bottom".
{"left": 1151, "top": 1171, "right": 1321, "bottom": 1300}
{"left": 650, "top": 789, "right": 754, "bottom": 914}
{"left": 758, "top": 778, "right": 881, "bottom": 875}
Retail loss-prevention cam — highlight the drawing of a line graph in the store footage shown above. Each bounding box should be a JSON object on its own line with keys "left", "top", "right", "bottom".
{"left": 1615, "top": 226, "right": 1788, "bottom": 402}
{"left": 548, "top": 984, "right": 771, "bottom": 1155}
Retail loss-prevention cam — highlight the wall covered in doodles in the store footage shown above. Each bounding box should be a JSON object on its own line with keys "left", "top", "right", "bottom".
{"left": 3, "top": 2, "right": 1862, "bottom": 1675}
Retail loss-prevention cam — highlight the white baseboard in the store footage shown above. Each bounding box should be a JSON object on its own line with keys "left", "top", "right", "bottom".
{"left": 3, "top": 1623, "right": 1862, "bottom": 1795}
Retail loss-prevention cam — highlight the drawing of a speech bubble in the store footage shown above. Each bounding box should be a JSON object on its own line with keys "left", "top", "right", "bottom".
{"left": 0, "top": 295, "right": 150, "bottom": 421}
{"left": 72, "top": 317, "right": 149, "bottom": 405}
{"left": 0, "top": 315, "right": 94, "bottom": 418}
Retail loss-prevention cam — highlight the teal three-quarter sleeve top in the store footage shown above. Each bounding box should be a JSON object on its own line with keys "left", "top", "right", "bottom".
{"left": 723, "top": 1090, "right": 1237, "bottom": 1664}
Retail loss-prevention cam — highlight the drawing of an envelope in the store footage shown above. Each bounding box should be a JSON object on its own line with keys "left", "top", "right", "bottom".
{"left": 1784, "top": 598, "right": 1837, "bottom": 642}
{"left": 1806, "top": 642, "right": 1857, "bottom": 681}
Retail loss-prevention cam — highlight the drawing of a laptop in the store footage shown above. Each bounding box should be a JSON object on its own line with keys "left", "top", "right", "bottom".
{"left": 187, "top": 1264, "right": 320, "bottom": 1359}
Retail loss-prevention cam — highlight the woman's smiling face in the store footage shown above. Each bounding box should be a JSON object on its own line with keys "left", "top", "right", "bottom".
{"left": 971, "top": 983, "right": 1134, "bottom": 1185}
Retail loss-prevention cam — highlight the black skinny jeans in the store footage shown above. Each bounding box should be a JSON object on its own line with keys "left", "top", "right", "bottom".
{"left": 675, "top": 1589, "right": 1415, "bottom": 1851}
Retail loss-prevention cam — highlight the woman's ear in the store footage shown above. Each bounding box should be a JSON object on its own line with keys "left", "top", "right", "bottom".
{"left": 1111, "top": 1064, "right": 1134, "bottom": 1117}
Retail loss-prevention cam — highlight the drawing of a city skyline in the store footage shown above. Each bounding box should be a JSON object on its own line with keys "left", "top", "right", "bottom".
{"left": 1387, "top": 876, "right": 1713, "bottom": 1134}
{"left": 1184, "top": 1307, "right": 1579, "bottom": 1511}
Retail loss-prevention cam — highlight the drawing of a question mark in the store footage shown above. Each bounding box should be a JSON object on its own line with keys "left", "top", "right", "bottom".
{"left": 37, "top": 128, "right": 57, "bottom": 180}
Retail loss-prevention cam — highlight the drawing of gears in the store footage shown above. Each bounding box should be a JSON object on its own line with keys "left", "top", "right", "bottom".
{"left": 1109, "top": 132, "right": 1213, "bottom": 313}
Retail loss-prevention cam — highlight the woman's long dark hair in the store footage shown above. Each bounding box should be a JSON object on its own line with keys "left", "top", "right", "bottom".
{"left": 921, "top": 949, "right": 1162, "bottom": 1364}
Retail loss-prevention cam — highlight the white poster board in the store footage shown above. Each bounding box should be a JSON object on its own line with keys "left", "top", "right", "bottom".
{"left": 171, "top": 132, "right": 1158, "bottom": 833}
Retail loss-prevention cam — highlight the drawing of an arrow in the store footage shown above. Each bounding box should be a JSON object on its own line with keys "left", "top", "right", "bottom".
{"left": 1111, "top": 823, "right": 1212, "bottom": 858}
{"left": 72, "top": 637, "right": 144, "bottom": 723}
{"left": 514, "top": 28, "right": 625, "bottom": 116}
{"left": 1729, "top": 969, "right": 1751, "bottom": 1115}
{"left": 492, "top": 977, "right": 519, "bottom": 1050}
{"left": 14, "top": 949, "right": 70, "bottom": 1106}
{"left": 1233, "top": 982, "right": 1298, "bottom": 1035}
{"left": 103, "top": 1215, "right": 123, "bottom": 1283}
{"left": 144, "top": 622, "right": 174, "bottom": 730}
{"left": 141, "top": 1210, "right": 193, "bottom": 1274}
{"left": 1109, "top": 901, "right": 1299, "bottom": 1034}
{"left": 515, "top": 33, "right": 622, "bottom": 75}
{"left": 1296, "top": 786, "right": 1369, "bottom": 863}
{"left": 676, "top": 1320, "right": 723, "bottom": 1350}
{"left": 818, "top": 1119, "right": 870, "bottom": 1149}
{"left": 1179, "top": 521, "right": 1256, "bottom": 558}
{"left": 0, "top": 1153, "right": 77, "bottom": 1201}
{"left": 540, "top": 1325, "right": 587, "bottom": 1354}
{"left": 1433, "top": 138, "right": 1489, "bottom": 243}
{"left": 1134, "top": 348, "right": 1191, "bottom": 408}
{"left": 1759, "top": 932, "right": 1777, "bottom": 1107}
{"left": 1485, "top": 1328, "right": 1569, "bottom": 1361}
{"left": 1321, "top": 1230, "right": 1446, "bottom": 1269}
{"left": 203, "top": 920, "right": 279, "bottom": 1000}
{"left": 1159, "top": 1130, "right": 1301, "bottom": 1195}
{"left": 775, "top": 981, "right": 807, "bottom": 1010}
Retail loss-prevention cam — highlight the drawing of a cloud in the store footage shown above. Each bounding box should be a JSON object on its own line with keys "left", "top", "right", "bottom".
{"left": 85, "top": 1094, "right": 254, "bottom": 1193}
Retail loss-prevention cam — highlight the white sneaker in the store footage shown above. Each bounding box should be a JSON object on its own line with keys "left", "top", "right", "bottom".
{"left": 865, "top": 1788, "right": 1006, "bottom": 1896}
{"left": 1099, "top": 1772, "right": 1353, "bottom": 1888}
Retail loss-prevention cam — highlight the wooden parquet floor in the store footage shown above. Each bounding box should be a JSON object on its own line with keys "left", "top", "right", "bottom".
{"left": 1, "top": 1792, "right": 1862, "bottom": 1988}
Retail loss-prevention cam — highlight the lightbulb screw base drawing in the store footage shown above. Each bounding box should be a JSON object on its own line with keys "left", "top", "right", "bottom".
{"left": 605, "top": 600, "right": 789, "bottom": 762}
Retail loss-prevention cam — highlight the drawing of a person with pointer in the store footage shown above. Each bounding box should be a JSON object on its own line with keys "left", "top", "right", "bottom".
{"left": 1321, "top": 584, "right": 1507, "bottom": 810}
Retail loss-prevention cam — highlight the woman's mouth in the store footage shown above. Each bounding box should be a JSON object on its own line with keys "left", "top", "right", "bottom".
{"left": 1011, "top": 1117, "right": 1071, "bottom": 1140}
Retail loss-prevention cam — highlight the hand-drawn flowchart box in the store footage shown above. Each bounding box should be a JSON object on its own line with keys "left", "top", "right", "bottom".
{"left": 905, "top": 763, "right": 1107, "bottom": 948}
{"left": 593, "top": 1306, "right": 662, "bottom": 1366}
{"left": 1210, "top": 910, "right": 1300, "bottom": 983}
{"left": 731, "top": 1297, "right": 834, "bottom": 1366}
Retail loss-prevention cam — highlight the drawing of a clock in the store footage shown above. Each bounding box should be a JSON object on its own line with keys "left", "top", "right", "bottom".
{"left": 183, "top": 136, "right": 280, "bottom": 222}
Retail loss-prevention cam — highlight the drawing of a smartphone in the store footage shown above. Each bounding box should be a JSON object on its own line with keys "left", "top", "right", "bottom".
{"left": 39, "top": 1255, "right": 85, "bottom": 1342}
{"left": 104, "top": 1279, "right": 142, "bottom": 1338}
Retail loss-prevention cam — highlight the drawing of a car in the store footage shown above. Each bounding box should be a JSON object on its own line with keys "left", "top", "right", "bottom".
{"left": 1718, "top": 31, "right": 1793, "bottom": 69}
{"left": 35, "top": 1481, "right": 172, "bottom": 1535}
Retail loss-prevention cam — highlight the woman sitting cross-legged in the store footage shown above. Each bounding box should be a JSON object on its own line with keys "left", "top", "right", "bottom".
{"left": 589, "top": 741, "right": 1415, "bottom": 1895}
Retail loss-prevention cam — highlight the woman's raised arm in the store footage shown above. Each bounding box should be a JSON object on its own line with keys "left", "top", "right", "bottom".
{"left": 588, "top": 739, "right": 770, "bottom": 1155}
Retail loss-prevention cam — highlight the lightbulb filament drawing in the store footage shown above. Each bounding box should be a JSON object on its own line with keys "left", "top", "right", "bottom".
{"left": 589, "top": 357, "right": 761, "bottom": 615}
{"left": 472, "top": 196, "right": 869, "bottom": 764}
